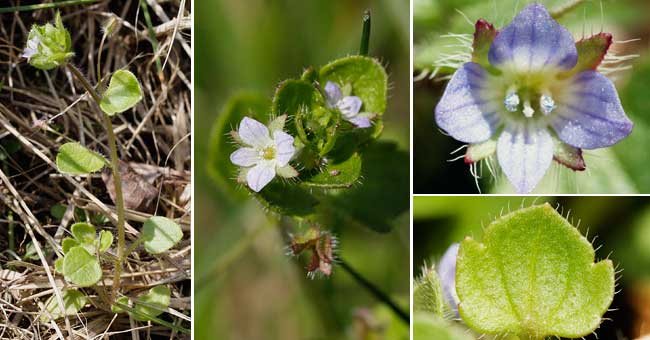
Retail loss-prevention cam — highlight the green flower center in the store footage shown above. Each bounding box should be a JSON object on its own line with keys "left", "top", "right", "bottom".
{"left": 262, "top": 147, "right": 276, "bottom": 160}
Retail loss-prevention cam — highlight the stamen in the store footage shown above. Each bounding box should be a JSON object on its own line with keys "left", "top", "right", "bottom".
{"left": 504, "top": 92, "right": 520, "bottom": 112}
{"left": 522, "top": 100, "right": 534, "bottom": 118}
{"left": 540, "top": 94, "right": 556, "bottom": 115}
{"left": 261, "top": 147, "right": 276, "bottom": 160}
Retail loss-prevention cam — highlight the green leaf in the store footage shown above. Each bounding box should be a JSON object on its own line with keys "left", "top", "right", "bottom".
{"left": 61, "top": 237, "right": 78, "bottom": 254}
{"left": 50, "top": 204, "right": 66, "bottom": 220}
{"left": 254, "top": 182, "right": 319, "bottom": 217}
{"left": 456, "top": 204, "right": 614, "bottom": 338}
{"left": 98, "top": 230, "right": 113, "bottom": 253}
{"left": 54, "top": 257, "right": 64, "bottom": 272}
{"left": 563, "top": 33, "right": 612, "bottom": 77}
{"left": 271, "top": 79, "right": 317, "bottom": 141}
{"left": 142, "top": 216, "right": 183, "bottom": 254}
{"left": 301, "top": 152, "right": 362, "bottom": 188}
{"left": 321, "top": 142, "right": 409, "bottom": 233}
{"left": 414, "top": 267, "right": 446, "bottom": 317}
{"left": 111, "top": 296, "right": 130, "bottom": 314}
{"left": 40, "top": 289, "right": 88, "bottom": 322}
{"left": 319, "top": 56, "right": 387, "bottom": 139}
{"left": 132, "top": 285, "right": 171, "bottom": 321}
{"left": 414, "top": 314, "right": 475, "bottom": 340}
{"left": 71, "top": 222, "right": 96, "bottom": 245}
{"left": 207, "top": 93, "right": 270, "bottom": 196}
{"left": 56, "top": 142, "right": 107, "bottom": 175}
{"left": 62, "top": 246, "right": 102, "bottom": 287}
{"left": 99, "top": 70, "right": 143, "bottom": 115}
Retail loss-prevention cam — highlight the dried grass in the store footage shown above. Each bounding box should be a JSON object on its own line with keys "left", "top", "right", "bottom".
{"left": 0, "top": 1, "right": 191, "bottom": 339}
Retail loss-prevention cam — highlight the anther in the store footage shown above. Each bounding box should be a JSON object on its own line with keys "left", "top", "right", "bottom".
{"left": 540, "top": 94, "right": 556, "bottom": 115}
{"left": 504, "top": 92, "right": 520, "bottom": 112}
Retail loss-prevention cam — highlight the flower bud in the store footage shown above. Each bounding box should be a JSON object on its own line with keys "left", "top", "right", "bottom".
{"left": 22, "top": 12, "right": 74, "bottom": 70}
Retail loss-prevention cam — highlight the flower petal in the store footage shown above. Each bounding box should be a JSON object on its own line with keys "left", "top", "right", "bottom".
{"left": 273, "top": 130, "right": 295, "bottom": 166}
{"left": 435, "top": 62, "right": 500, "bottom": 143}
{"left": 238, "top": 117, "right": 271, "bottom": 148}
{"left": 337, "top": 96, "right": 362, "bottom": 118}
{"left": 324, "top": 81, "right": 342, "bottom": 107}
{"left": 246, "top": 162, "right": 276, "bottom": 192}
{"left": 229, "top": 147, "right": 260, "bottom": 167}
{"left": 551, "top": 71, "right": 633, "bottom": 149}
{"left": 488, "top": 3, "right": 577, "bottom": 72}
{"left": 497, "top": 124, "right": 553, "bottom": 194}
{"left": 347, "top": 116, "right": 372, "bottom": 128}
{"left": 437, "top": 243, "right": 460, "bottom": 316}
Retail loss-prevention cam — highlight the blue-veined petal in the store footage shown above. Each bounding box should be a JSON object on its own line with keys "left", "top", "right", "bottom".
{"left": 230, "top": 147, "right": 260, "bottom": 167}
{"left": 273, "top": 130, "right": 295, "bottom": 166}
{"left": 497, "top": 123, "right": 553, "bottom": 194}
{"left": 551, "top": 71, "right": 633, "bottom": 149}
{"left": 435, "top": 62, "right": 500, "bottom": 143}
{"left": 347, "top": 116, "right": 372, "bottom": 128}
{"left": 488, "top": 3, "right": 577, "bottom": 73}
{"left": 246, "top": 162, "right": 276, "bottom": 192}
{"left": 239, "top": 117, "right": 272, "bottom": 148}
{"left": 437, "top": 243, "right": 460, "bottom": 317}
{"left": 338, "top": 96, "right": 362, "bottom": 118}
{"left": 324, "top": 81, "right": 342, "bottom": 107}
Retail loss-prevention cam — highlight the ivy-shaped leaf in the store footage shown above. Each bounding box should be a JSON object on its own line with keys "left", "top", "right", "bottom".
{"left": 40, "top": 289, "right": 88, "bottom": 322}
{"left": 318, "top": 56, "right": 387, "bottom": 139}
{"left": 56, "top": 142, "right": 107, "bottom": 175}
{"left": 142, "top": 216, "right": 183, "bottom": 254}
{"left": 456, "top": 204, "right": 615, "bottom": 339}
{"left": 271, "top": 79, "right": 318, "bottom": 144}
{"left": 71, "top": 222, "right": 96, "bottom": 245}
{"left": 207, "top": 93, "right": 270, "bottom": 196}
{"left": 61, "top": 238, "right": 78, "bottom": 254}
{"left": 254, "top": 182, "right": 319, "bottom": 218}
{"left": 62, "top": 246, "right": 102, "bottom": 287}
{"left": 99, "top": 70, "right": 143, "bottom": 115}
{"left": 131, "top": 285, "right": 171, "bottom": 321}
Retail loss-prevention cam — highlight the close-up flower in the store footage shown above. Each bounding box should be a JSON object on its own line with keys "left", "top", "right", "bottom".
{"left": 434, "top": 3, "right": 633, "bottom": 194}
{"left": 229, "top": 116, "right": 298, "bottom": 192}
{"left": 325, "top": 80, "right": 374, "bottom": 128}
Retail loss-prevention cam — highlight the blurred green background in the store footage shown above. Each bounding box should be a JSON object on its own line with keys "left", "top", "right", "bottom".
{"left": 195, "top": 1, "right": 410, "bottom": 339}
{"left": 413, "top": 0, "right": 650, "bottom": 194}
{"left": 414, "top": 196, "right": 650, "bottom": 339}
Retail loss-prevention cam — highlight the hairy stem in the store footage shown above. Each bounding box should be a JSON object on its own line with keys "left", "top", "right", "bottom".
{"left": 67, "top": 64, "right": 126, "bottom": 302}
{"left": 338, "top": 258, "right": 409, "bottom": 324}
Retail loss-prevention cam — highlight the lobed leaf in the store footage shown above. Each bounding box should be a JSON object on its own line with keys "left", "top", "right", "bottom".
{"left": 132, "top": 285, "right": 171, "bottom": 321}
{"left": 56, "top": 142, "right": 107, "bottom": 175}
{"left": 98, "top": 230, "right": 113, "bottom": 253}
{"left": 99, "top": 70, "right": 143, "bottom": 115}
{"left": 456, "top": 204, "right": 614, "bottom": 339}
{"left": 62, "top": 246, "right": 102, "bottom": 287}
{"left": 413, "top": 314, "right": 475, "bottom": 340}
{"left": 71, "top": 222, "right": 96, "bottom": 245}
{"left": 40, "top": 289, "right": 88, "bottom": 322}
{"left": 142, "top": 216, "right": 183, "bottom": 254}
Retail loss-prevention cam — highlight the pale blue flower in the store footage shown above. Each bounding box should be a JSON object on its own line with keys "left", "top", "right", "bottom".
{"left": 435, "top": 3, "right": 633, "bottom": 193}
{"left": 325, "top": 81, "right": 372, "bottom": 128}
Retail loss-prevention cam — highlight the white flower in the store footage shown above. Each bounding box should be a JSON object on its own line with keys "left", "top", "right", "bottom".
{"left": 22, "top": 35, "right": 40, "bottom": 60}
{"left": 324, "top": 81, "right": 373, "bottom": 128}
{"left": 229, "top": 116, "right": 297, "bottom": 192}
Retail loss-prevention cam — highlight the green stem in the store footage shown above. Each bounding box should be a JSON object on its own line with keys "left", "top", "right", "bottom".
{"left": 359, "top": 10, "right": 371, "bottom": 56}
{"left": 0, "top": 0, "right": 100, "bottom": 13}
{"left": 338, "top": 258, "right": 409, "bottom": 324}
{"left": 67, "top": 64, "right": 126, "bottom": 302}
{"left": 139, "top": 0, "right": 162, "bottom": 73}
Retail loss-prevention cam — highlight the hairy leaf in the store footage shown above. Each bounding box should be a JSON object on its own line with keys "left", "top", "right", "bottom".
{"left": 302, "top": 152, "right": 362, "bottom": 188}
{"left": 56, "top": 142, "right": 106, "bottom": 175}
{"left": 456, "top": 204, "right": 614, "bottom": 338}
{"left": 413, "top": 314, "right": 475, "bottom": 340}
{"left": 99, "top": 70, "right": 143, "bottom": 115}
{"left": 40, "top": 289, "right": 88, "bottom": 322}
{"left": 132, "top": 285, "right": 171, "bottom": 321}
{"left": 62, "top": 246, "right": 102, "bottom": 287}
{"left": 142, "top": 216, "right": 183, "bottom": 254}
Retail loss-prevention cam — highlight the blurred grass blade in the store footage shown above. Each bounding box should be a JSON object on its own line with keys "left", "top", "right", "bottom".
{"left": 0, "top": 0, "right": 99, "bottom": 13}
{"left": 359, "top": 10, "right": 371, "bottom": 56}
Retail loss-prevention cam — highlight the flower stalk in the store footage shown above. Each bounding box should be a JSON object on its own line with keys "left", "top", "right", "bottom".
{"left": 66, "top": 63, "right": 126, "bottom": 302}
